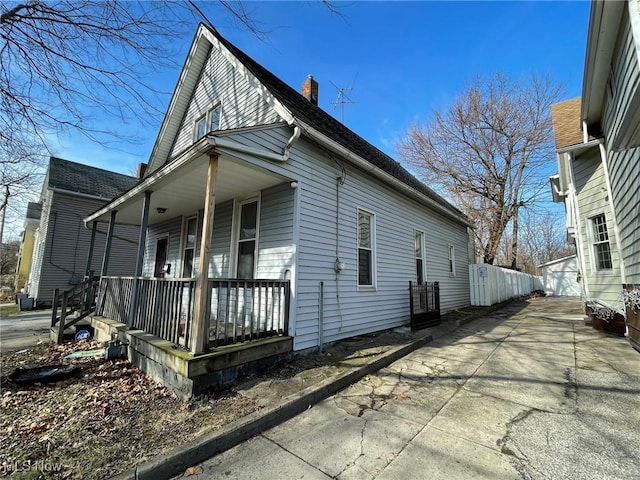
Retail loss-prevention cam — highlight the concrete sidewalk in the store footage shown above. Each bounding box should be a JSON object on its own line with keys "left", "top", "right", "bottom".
{"left": 0, "top": 310, "right": 52, "bottom": 352}
{"left": 180, "top": 297, "right": 640, "bottom": 480}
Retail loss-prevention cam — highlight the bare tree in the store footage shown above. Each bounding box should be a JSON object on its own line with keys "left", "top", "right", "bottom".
{"left": 398, "top": 73, "right": 562, "bottom": 266}
{"left": 520, "top": 210, "right": 575, "bottom": 267}
{"left": 0, "top": 134, "right": 44, "bottom": 244}
{"left": 493, "top": 210, "right": 575, "bottom": 274}
{"left": 0, "top": 1, "right": 341, "bottom": 241}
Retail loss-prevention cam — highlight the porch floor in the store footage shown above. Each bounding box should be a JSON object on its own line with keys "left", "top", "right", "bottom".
{"left": 90, "top": 316, "right": 293, "bottom": 399}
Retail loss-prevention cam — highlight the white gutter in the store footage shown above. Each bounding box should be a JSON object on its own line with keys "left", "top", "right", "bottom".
{"left": 50, "top": 187, "right": 114, "bottom": 203}
{"left": 567, "top": 152, "right": 590, "bottom": 299}
{"left": 84, "top": 138, "right": 213, "bottom": 224}
{"left": 207, "top": 126, "right": 301, "bottom": 163}
{"left": 581, "top": 1, "right": 625, "bottom": 127}
{"left": 556, "top": 138, "right": 602, "bottom": 154}
{"left": 295, "top": 120, "right": 471, "bottom": 227}
{"left": 549, "top": 174, "right": 565, "bottom": 202}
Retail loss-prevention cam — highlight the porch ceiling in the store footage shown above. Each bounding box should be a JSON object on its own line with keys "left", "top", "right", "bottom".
{"left": 89, "top": 153, "right": 289, "bottom": 225}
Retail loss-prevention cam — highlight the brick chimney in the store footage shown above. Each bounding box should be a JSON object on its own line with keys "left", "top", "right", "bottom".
{"left": 302, "top": 75, "right": 318, "bottom": 106}
{"left": 136, "top": 162, "right": 147, "bottom": 179}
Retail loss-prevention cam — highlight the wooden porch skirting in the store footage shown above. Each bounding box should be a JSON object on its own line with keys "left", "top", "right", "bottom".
{"left": 90, "top": 316, "right": 293, "bottom": 400}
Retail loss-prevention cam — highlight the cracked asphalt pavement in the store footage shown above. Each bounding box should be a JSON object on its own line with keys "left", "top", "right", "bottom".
{"left": 178, "top": 297, "right": 640, "bottom": 479}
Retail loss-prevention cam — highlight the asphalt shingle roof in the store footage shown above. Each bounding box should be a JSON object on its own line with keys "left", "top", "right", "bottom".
{"left": 205, "top": 26, "right": 466, "bottom": 221}
{"left": 47, "top": 157, "right": 138, "bottom": 199}
{"left": 551, "top": 98, "right": 597, "bottom": 150}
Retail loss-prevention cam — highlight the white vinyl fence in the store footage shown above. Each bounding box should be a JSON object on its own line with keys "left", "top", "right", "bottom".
{"left": 469, "top": 264, "right": 544, "bottom": 306}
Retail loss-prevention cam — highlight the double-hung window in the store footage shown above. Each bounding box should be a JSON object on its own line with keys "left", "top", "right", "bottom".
{"left": 194, "top": 103, "right": 222, "bottom": 141}
{"left": 236, "top": 200, "right": 258, "bottom": 279}
{"left": 209, "top": 104, "right": 222, "bottom": 131}
{"left": 415, "top": 231, "right": 425, "bottom": 284}
{"left": 590, "top": 213, "right": 613, "bottom": 270}
{"left": 195, "top": 115, "right": 207, "bottom": 140}
{"left": 182, "top": 216, "right": 197, "bottom": 277}
{"left": 357, "top": 210, "right": 375, "bottom": 288}
{"left": 448, "top": 245, "right": 456, "bottom": 276}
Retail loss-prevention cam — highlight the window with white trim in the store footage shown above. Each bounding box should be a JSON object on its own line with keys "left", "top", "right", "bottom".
{"left": 415, "top": 231, "right": 425, "bottom": 284}
{"left": 236, "top": 200, "right": 258, "bottom": 278}
{"left": 195, "top": 115, "right": 206, "bottom": 140}
{"left": 209, "top": 104, "right": 222, "bottom": 131}
{"left": 194, "top": 103, "right": 222, "bottom": 141}
{"left": 448, "top": 245, "right": 455, "bottom": 276}
{"left": 590, "top": 213, "right": 613, "bottom": 270}
{"left": 182, "top": 216, "right": 197, "bottom": 277}
{"left": 357, "top": 210, "right": 375, "bottom": 287}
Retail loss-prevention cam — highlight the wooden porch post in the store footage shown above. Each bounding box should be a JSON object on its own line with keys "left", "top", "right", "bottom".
{"left": 192, "top": 154, "right": 219, "bottom": 354}
{"left": 85, "top": 221, "right": 98, "bottom": 277}
{"left": 127, "top": 191, "right": 151, "bottom": 328}
{"left": 100, "top": 210, "right": 117, "bottom": 277}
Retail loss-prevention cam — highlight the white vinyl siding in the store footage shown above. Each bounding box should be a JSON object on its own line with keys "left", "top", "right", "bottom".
{"left": 256, "top": 183, "right": 295, "bottom": 279}
{"left": 209, "top": 126, "right": 471, "bottom": 351}
{"left": 572, "top": 148, "right": 622, "bottom": 309}
{"left": 603, "top": 5, "right": 640, "bottom": 284}
{"left": 144, "top": 189, "right": 294, "bottom": 282}
{"left": 169, "top": 43, "right": 282, "bottom": 159}
{"left": 143, "top": 36, "right": 469, "bottom": 350}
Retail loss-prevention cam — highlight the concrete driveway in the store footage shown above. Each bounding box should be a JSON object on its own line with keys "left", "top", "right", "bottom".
{"left": 183, "top": 297, "right": 640, "bottom": 479}
{"left": 0, "top": 309, "right": 52, "bottom": 352}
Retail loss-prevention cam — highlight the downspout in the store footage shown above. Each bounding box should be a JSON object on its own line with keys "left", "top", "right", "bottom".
{"left": 208, "top": 126, "right": 301, "bottom": 163}
{"left": 567, "top": 152, "right": 590, "bottom": 300}
{"left": 598, "top": 142, "right": 627, "bottom": 285}
{"left": 318, "top": 281, "right": 324, "bottom": 353}
{"left": 582, "top": 120, "right": 590, "bottom": 144}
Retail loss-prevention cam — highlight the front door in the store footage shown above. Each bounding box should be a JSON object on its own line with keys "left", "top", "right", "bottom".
{"left": 154, "top": 237, "right": 169, "bottom": 278}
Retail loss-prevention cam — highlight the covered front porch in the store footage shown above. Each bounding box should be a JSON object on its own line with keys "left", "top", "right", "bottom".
{"left": 69, "top": 134, "right": 298, "bottom": 396}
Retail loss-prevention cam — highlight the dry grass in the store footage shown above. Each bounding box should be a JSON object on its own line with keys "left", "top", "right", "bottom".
{"left": 0, "top": 342, "right": 257, "bottom": 479}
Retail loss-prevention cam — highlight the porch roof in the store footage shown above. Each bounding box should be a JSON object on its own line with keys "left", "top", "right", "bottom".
{"left": 84, "top": 138, "right": 289, "bottom": 226}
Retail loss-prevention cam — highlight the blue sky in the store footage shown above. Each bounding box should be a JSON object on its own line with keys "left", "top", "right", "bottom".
{"left": 53, "top": 1, "right": 590, "bottom": 170}
{"left": 24, "top": 1, "right": 590, "bottom": 238}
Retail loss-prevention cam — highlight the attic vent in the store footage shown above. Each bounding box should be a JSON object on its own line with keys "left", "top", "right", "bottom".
{"left": 302, "top": 75, "right": 318, "bottom": 106}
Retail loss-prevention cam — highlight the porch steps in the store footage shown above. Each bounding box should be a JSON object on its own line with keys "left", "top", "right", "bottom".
{"left": 49, "top": 320, "right": 93, "bottom": 343}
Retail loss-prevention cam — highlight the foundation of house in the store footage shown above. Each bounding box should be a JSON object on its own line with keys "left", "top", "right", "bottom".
{"left": 89, "top": 316, "right": 293, "bottom": 400}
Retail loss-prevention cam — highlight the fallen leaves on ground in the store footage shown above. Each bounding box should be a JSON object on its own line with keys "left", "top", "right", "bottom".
{"left": 183, "top": 466, "right": 204, "bottom": 476}
{"left": 0, "top": 341, "right": 257, "bottom": 479}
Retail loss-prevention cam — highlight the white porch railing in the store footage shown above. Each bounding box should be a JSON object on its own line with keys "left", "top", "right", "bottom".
{"left": 469, "top": 264, "right": 544, "bottom": 306}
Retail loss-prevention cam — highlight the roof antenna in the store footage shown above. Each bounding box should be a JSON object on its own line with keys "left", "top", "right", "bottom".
{"left": 330, "top": 75, "right": 357, "bottom": 123}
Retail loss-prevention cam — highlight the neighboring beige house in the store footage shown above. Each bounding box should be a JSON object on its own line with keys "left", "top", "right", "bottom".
{"left": 550, "top": 97, "right": 623, "bottom": 312}
{"left": 14, "top": 202, "right": 41, "bottom": 292}
{"left": 550, "top": 0, "right": 640, "bottom": 349}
